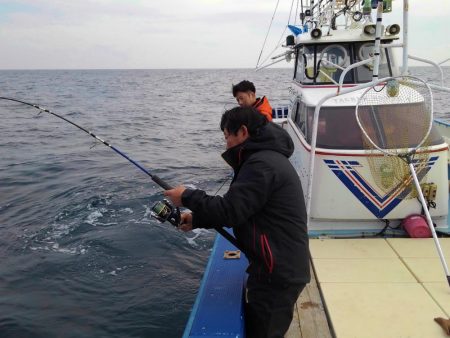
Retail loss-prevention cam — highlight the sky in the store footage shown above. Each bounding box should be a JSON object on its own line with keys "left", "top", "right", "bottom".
{"left": 0, "top": 0, "right": 448, "bottom": 69}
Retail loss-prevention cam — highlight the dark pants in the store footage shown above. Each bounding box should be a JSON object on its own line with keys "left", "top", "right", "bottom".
{"left": 245, "top": 275, "right": 306, "bottom": 338}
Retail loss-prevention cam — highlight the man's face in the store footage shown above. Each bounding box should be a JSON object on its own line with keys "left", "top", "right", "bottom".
{"left": 224, "top": 127, "right": 248, "bottom": 149}
{"left": 234, "top": 91, "right": 256, "bottom": 107}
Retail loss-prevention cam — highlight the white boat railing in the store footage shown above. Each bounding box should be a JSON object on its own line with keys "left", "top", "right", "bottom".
{"left": 337, "top": 58, "right": 375, "bottom": 93}
{"left": 306, "top": 76, "right": 392, "bottom": 222}
{"left": 411, "top": 82, "right": 450, "bottom": 94}
{"left": 408, "top": 55, "right": 444, "bottom": 87}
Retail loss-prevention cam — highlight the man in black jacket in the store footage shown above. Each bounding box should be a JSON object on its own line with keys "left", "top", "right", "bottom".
{"left": 165, "top": 106, "right": 310, "bottom": 338}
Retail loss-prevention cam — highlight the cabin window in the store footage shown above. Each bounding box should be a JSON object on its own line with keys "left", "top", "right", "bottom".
{"left": 354, "top": 42, "right": 392, "bottom": 82}
{"left": 295, "top": 47, "right": 307, "bottom": 83}
{"left": 294, "top": 101, "right": 308, "bottom": 136}
{"left": 295, "top": 42, "right": 395, "bottom": 85}
{"left": 305, "top": 105, "right": 443, "bottom": 149}
{"left": 291, "top": 100, "right": 299, "bottom": 123}
{"left": 295, "top": 44, "right": 353, "bottom": 85}
{"left": 356, "top": 102, "right": 443, "bottom": 149}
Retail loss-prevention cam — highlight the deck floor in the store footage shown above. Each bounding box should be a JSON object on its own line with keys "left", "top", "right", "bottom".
{"left": 286, "top": 238, "right": 450, "bottom": 338}
{"left": 285, "top": 264, "right": 333, "bottom": 338}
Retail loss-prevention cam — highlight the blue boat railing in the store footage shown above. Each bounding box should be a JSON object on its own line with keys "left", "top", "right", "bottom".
{"left": 272, "top": 106, "right": 289, "bottom": 119}
{"left": 183, "top": 228, "right": 248, "bottom": 338}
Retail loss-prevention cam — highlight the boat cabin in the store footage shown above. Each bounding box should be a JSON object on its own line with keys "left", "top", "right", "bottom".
{"left": 292, "top": 29, "right": 399, "bottom": 85}
{"left": 281, "top": 29, "right": 448, "bottom": 233}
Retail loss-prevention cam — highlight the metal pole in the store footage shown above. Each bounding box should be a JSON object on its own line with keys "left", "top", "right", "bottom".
{"left": 409, "top": 162, "right": 450, "bottom": 286}
{"left": 402, "top": 0, "right": 409, "bottom": 74}
{"left": 372, "top": 0, "right": 384, "bottom": 80}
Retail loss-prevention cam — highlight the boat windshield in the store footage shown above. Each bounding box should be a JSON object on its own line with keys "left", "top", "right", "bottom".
{"left": 295, "top": 42, "right": 393, "bottom": 85}
{"left": 301, "top": 104, "right": 443, "bottom": 149}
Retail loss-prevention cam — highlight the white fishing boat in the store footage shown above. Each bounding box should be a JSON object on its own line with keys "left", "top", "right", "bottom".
{"left": 183, "top": 1, "right": 450, "bottom": 337}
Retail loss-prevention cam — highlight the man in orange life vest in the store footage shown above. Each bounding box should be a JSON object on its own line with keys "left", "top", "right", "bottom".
{"left": 232, "top": 80, "right": 273, "bottom": 122}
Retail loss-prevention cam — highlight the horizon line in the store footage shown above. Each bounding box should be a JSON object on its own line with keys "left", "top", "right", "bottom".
{"left": 0, "top": 65, "right": 445, "bottom": 71}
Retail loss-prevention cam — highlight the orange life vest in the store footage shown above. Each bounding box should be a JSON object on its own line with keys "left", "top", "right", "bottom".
{"left": 253, "top": 96, "right": 273, "bottom": 122}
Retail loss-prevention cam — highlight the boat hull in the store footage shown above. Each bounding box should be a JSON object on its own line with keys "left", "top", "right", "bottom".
{"left": 282, "top": 118, "right": 449, "bottom": 232}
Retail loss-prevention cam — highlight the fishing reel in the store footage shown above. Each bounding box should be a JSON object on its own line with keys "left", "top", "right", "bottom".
{"left": 150, "top": 199, "right": 181, "bottom": 227}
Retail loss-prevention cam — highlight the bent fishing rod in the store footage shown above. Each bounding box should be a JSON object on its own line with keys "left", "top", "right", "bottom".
{"left": 0, "top": 96, "right": 242, "bottom": 251}
{"left": 1, "top": 96, "right": 171, "bottom": 190}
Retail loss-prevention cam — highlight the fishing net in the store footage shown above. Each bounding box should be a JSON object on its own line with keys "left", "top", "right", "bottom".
{"left": 355, "top": 76, "right": 433, "bottom": 199}
{"left": 356, "top": 76, "right": 450, "bottom": 284}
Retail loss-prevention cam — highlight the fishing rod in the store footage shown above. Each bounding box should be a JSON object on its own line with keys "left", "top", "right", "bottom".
{"left": 0, "top": 96, "right": 172, "bottom": 190}
{"left": 0, "top": 96, "right": 242, "bottom": 251}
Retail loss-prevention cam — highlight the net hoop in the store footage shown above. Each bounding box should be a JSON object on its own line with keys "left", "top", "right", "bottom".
{"left": 355, "top": 75, "right": 434, "bottom": 157}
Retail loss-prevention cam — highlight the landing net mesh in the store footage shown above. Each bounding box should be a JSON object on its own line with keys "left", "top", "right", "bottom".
{"left": 355, "top": 77, "right": 433, "bottom": 199}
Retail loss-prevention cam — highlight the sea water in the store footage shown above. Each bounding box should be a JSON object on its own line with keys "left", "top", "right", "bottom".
{"left": 0, "top": 67, "right": 449, "bottom": 337}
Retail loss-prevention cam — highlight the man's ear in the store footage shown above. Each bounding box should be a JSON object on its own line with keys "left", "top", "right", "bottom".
{"left": 239, "top": 125, "right": 249, "bottom": 139}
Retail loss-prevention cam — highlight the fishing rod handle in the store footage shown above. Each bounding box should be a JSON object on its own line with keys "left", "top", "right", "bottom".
{"left": 215, "top": 227, "right": 243, "bottom": 252}
{"left": 151, "top": 174, "right": 173, "bottom": 190}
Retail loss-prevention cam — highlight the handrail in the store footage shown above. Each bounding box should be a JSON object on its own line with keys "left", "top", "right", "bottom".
{"left": 380, "top": 43, "right": 404, "bottom": 48}
{"left": 410, "top": 81, "right": 450, "bottom": 94}
{"left": 439, "top": 58, "right": 450, "bottom": 65}
{"left": 319, "top": 69, "right": 339, "bottom": 85}
{"left": 408, "top": 54, "right": 444, "bottom": 86}
{"left": 321, "top": 59, "right": 345, "bottom": 71}
{"left": 305, "top": 77, "right": 391, "bottom": 223}
{"left": 337, "top": 58, "right": 374, "bottom": 93}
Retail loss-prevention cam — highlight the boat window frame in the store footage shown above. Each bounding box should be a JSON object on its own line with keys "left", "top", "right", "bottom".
{"left": 293, "top": 48, "right": 299, "bottom": 80}
{"left": 294, "top": 41, "right": 397, "bottom": 85}
{"left": 293, "top": 101, "right": 308, "bottom": 137}
{"left": 305, "top": 104, "right": 444, "bottom": 150}
{"left": 291, "top": 99, "right": 299, "bottom": 122}
{"left": 353, "top": 42, "right": 393, "bottom": 82}
{"left": 294, "top": 43, "right": 355, "bottom": 85}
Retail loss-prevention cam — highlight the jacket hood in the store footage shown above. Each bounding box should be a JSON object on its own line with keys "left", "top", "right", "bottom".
{"left": 222, "top": 122, "right": 294, "bottom": 169}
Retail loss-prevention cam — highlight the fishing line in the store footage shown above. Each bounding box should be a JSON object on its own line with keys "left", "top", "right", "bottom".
{"left": 256, "top": 0, "right": 281, "bottom": 69}
{"left": 0, "top": 96, "right": 172, "bottom": 190}
{"left": 0, "top": 96, "right": 243, "bottom": 251}
{"left": 257, "top": 0, "right": 296, "bottom": 69}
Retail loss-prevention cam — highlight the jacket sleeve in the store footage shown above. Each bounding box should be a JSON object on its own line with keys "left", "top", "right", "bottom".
{"left": 181, "top": 156, "right": 275, "bottom": 229}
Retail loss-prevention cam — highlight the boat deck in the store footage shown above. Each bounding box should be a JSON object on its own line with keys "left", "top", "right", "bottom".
{"left": 287, "top": 238, "right": 450, "bottom": 338}
{"left": 286, "top": 263, "right": 333, "bottom": 338}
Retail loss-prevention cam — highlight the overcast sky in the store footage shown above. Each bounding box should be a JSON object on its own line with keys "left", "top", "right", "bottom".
{"left": 0, "top": 0, "right": 448, "bottom": 69}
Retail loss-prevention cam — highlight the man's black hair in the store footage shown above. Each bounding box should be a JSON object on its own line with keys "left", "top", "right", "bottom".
{"left": 220, "top": 106, "right": 267, "bottom": 136}
{"left": 232, "top": 80, "right": 256, "bottom": 97}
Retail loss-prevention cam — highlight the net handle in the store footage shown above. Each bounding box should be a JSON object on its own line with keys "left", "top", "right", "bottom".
{"left": 355, "top": 75, "right": 434, "bottom": 157}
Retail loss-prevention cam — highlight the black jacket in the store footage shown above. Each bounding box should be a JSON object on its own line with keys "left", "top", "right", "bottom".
{"left": 182, "top": 123, "right": 310, "bottom": 285}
